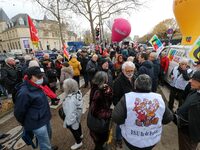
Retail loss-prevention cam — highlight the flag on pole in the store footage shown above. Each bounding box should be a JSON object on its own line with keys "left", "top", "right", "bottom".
{"left": 149, "top": 35, "right": 164, "bottom": 56}
{"left": 27, "top": 15, "right": 39, "bottom": 47}
{"left": 63, "top": 43, "right": 70, "bottom": 60}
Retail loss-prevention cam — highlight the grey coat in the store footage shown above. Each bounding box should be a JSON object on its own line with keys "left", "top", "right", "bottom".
{"left": 62, "top": 90, "right": 83, "bottom": 130}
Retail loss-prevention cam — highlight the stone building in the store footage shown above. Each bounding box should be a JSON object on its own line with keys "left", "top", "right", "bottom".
{"left": 0, "top": 8, "right": 77, "bottom": 52}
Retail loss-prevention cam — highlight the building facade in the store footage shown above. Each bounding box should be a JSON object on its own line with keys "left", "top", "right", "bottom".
{"left": 0, "top": 8, "right": 77, "bottom": 52}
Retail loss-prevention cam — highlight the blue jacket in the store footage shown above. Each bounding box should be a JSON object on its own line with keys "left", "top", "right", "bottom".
{"left": 138, "top": 60, "right": 154, "bottom": 80}
{"left": 14, "top": 81, "right": 51, "bottom": 130}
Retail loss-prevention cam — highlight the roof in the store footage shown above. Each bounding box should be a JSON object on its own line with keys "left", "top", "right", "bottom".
{"left": 0, "top": 8, "right": 9, "bottom": 22}
{"left": 11, "top": 13, "right": 28, "bottom": 27}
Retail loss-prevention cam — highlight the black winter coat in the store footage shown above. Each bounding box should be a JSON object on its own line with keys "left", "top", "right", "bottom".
{"left": 80, "top": 56, "right": 89, "bottom": 74}
{"left": 1, "top": 64, "right": 19, "bottom": 93}
{"left": 177, "top": 91, "right": 200, "bottom": 142}
{"left": 86, "top": 59, "right": 98, "bottom": 81}
{"left": 113, "top": 73, "right": 134, "bottom": 106}
{"left": 14, "top": 80, "right": 51, "bottom": 130}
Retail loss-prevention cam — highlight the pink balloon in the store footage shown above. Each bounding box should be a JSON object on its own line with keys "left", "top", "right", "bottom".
{"left": 112, "top": 18, "right": 131, "bottom": 42}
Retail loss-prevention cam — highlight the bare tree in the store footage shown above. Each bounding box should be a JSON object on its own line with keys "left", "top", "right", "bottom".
{"left": 33, "top": 0, "right": 69, "bottom": 49}
{"left": 67, "top": 0, "right": 143, "bottom": 43}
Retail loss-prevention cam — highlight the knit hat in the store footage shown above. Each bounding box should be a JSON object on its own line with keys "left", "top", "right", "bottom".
{"left": 191, "top": 70, "right": 200, "bottom": 82}
{"left": 26, "top": 66, "right": 44, "bottom": 77}
{"left": 100, "top": 58, "right": 108, "bottom": 66}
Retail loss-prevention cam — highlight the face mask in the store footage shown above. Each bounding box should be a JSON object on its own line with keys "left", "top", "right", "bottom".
{"left": 35, "top": 78, "right": 43, "bottom": 85}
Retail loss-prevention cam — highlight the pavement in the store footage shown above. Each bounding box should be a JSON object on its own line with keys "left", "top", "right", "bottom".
{"left": 0, "top": 81, "right": 198, "bottom": 150}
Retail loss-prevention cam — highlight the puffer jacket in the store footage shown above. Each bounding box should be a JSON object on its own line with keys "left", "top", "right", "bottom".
{"left": 68, "top": 58, "right": 82, "bottom": 76}
{"left": 62, "top": 90, "right": 83, "bottom": 130}
{"left": 60, "top": 66, "right": 74, "bottom": 84}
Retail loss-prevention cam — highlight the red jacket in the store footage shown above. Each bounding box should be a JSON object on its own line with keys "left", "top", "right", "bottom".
{"left": 160, "top": 56, "right": 169, "bottom": 73}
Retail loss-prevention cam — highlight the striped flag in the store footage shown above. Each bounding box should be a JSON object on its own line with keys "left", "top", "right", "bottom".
{"left": 63, "top": 43, "right": 69, "bottom": 60}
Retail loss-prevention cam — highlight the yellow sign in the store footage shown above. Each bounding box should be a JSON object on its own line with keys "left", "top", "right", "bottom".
{"left": 173, "top": 0, "right": 200, "bottom": 45}
{"left": 188, "top": 37, "right": 200, "bottom": 62}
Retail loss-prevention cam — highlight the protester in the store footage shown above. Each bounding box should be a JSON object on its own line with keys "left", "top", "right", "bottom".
{"left": 21, "top": 55, "right": 32, "bottom": 76}
{"left": 183, "top": 59, "right": 200, "bottom": 99}
{"left": 148, "top": 52, "right": 160, "bottom": 92}
{"left": 79, "top": 49, "right": 89, "bottom": 88}
{"left": 114, "top": 54, "right": 124, "bottom": 78}
{"left": 62, "top": 78, "right": 83, "bottom": 150}
{"left": 113, "top": 61, "right": 136, "bottom": 148}
{"left": 45, "top": 61, "right": 58, "bottom": 93}
{"left": 98, "top": 58, "right": 113, "bottom": 88}
{"left": 88, "top": 71, "right": 113, "bottom": 150}
{"left": 60, "top": 61, "right": 74, "bottom": 89}
{"left": 112, "top": 74, "right": 173, "bottom": 150}
{"left": 68, "top": 54, "right": 82, "bottom": 86}
{"left": 168, "top": 58, "right": 193, "bottom": 110}
{"left": 40, "top": 53, "right": 55, "bottom": 71}
{"left": 1, "top": 57, "right": 21, "bottom": 102}
{"left": 86, "top": 54, "right": 98, "bottom": 84}
{"left": 55, "top": 55, "right": 63, "bottom": 80}
{"left": 14, "top": 66, "right": 58, "bottom": 150}
{"left": 160, "top": 51, "right": 169, "bottom": 86}
{"left": 175, "top": 70, "right": 200, "bottom": 150}
{"left": 138, "top": 52, "right": 154, "bottom": 87}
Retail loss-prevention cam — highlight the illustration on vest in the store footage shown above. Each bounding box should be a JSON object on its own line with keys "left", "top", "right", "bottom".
{"left": 133, "top": 98, "right": 159, "bottom": 127}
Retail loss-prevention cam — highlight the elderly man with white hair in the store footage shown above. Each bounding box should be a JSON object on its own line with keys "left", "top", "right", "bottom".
{"left": 1, "top": 57, "right": 21, "bottom": 102}
{"left": 113, "top": 61, "right": 136, "bottom": 148}
{"left": 168, "top": 58, "right": 193, "bottom": 111}
{"left": 86, "top": 54, "right": 98, "bottom": 84}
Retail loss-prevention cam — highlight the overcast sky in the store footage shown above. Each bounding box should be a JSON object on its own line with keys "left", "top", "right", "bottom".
{"left": 0, "top": 0, "right": 175, "bottom": 37}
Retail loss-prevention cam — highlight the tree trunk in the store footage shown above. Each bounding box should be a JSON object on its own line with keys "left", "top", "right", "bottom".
{"left": 87, "top": 0, "right": 95, "bottom": 43}
{"left": 57, "top": 0, "right": 65, "bottom": 49}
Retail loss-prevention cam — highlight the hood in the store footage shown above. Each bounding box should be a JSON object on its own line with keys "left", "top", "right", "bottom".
{"left": 142, "top": 60, "right": 153, "bottom": 69}
{"left": 67, "top": 90, "right": 82, "bottom": 102}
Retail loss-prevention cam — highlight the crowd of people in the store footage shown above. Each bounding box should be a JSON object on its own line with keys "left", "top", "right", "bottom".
{"left": 0, "top": 43, "right": 200, "bottom": 150}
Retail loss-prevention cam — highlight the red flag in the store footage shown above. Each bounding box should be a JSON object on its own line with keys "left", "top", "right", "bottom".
{"left": 27, "top": 15, "right": 39, "bottom": 45}
{"left": 63, "top": 43, "right": 69, "bottom": 59}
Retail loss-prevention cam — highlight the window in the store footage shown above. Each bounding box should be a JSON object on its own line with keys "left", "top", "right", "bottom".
{"left": 43, "top": 31, "right": 49, "bottom": 37}
{"left": 52, "top": 32, "right": 55, "bottom": 37}
{"left": 12, "top": 42, "right": 15, "bottom": 49}
{"left": 7, "top": 43, "right": 10, "bottom": 50}
{"left": 12, "top": 31, "right": 15, "bottom": 38}
{"left": 10, "top": 21, "right": 14, "bottom": 27}
{"left": 15, "top": 42, "right": 18, "bottom": 49}
{"left": 18, "top": 17, "right": 25, "bottom": 25}
{"left": 18, "top": 41, "right": 21, "bottom": 49}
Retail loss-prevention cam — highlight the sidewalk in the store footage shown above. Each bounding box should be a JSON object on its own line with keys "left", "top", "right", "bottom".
{"left": 0, "top": 84, "right": 179, "bottom": 150}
